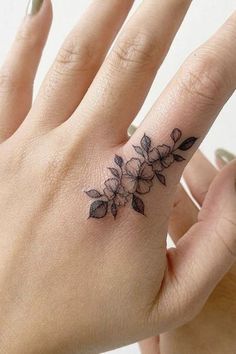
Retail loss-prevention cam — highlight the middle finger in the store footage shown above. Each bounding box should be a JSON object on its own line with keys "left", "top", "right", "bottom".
{"left": 67, "top": 0, "right": 192, "bottom": 144}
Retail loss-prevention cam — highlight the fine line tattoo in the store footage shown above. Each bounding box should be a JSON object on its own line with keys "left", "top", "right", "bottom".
{"left": 85, "top": 128, "right": 198, "bottom": 219}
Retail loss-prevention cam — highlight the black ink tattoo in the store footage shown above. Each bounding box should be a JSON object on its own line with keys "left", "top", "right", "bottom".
{"left": 86, "top": 129, "right": 198, "bottom": 219}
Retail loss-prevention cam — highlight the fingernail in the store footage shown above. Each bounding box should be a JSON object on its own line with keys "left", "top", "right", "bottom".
{"left": 26, "top": 0, "right": 44, "bottom": 16}
{"left": 215, "top": 148, "right": 235, "bottom": 167}
{"left": 128, "top": 124, "right": 138, "bottom": 137}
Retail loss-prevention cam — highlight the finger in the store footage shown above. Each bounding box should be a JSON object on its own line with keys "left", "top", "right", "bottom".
{"left": 0, "top": 0, "right": 52, "bottom": 142}
{"left": 169, "top": 183, "right": 198, "bottom": 242}
{"left": 215, "top": 148, "right": 236, "bottom": 169}
{"left": 26, "top": 0, "right": 135, "bottom": 132}
{"left": 67, "top": 0, "right": 192, "bottom": 143}
{"left": 169, "top": 150, "right": 216, "bottom": 242}
{"left": 128, "top": 123, "right": 199, "bottom": 242}
{"left": 129, "top": 12, "right": 236, "bottom": 185}
{"left": 183, "top": 150, "right": 217, "bottom": 206}
{"left": 153, "top": 160, "right": 236, "bottom": 332}
{"left": 139, "top": 336, "right": 160, "bottom": 354}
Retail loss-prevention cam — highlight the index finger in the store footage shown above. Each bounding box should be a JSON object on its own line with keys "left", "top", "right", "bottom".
{"left": 129, "top": 12, "right": 236, "bottom": 187}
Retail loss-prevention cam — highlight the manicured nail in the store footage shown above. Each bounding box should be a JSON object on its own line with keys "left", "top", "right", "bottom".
{"left": 26, "top": 0, "right": 44, "bottom": 16}
{"left": 128, "top": 124, "right": 138, "bottom": 137}
{"left": 215, "top": 148, "right": 235, "bottom": 167}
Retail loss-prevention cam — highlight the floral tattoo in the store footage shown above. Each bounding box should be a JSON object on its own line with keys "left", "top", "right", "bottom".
{"left": 85, "top": 129, "right": 198, "bottom": 219}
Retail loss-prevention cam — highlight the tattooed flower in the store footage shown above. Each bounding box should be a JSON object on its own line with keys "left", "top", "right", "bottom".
{"left": 121, "top": 158, "right": 154, "bottom": 195}
{"left": 86, "top": 129, "right": 198, "bottom": 219}
{"left": 148, "top": 144, "right": 174, "bottom": 172}
{"left": 103, "top": 178, "right": 129, "bottom": 206}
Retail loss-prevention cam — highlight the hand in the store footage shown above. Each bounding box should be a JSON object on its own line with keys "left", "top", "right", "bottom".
{"left": 0, "top": 1, "right": 236, "bottom": 353}
{"left": 140, "top": 150, "right": 236, "bottom": 354}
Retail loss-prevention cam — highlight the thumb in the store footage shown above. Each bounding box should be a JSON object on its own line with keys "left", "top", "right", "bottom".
{"left": 155, "top": 160, "right": 236, "bottom": 332}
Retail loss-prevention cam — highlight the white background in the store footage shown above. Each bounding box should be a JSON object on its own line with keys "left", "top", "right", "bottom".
{"left": 0, "top": 1, "right": 235, "bottom": 353}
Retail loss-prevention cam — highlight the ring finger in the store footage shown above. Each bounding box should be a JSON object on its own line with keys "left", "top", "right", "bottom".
{"left": 25, "top": 0, "right": 135, "bottom": 132}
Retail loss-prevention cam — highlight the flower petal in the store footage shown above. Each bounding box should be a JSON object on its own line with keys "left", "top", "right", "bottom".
{"left": 136, "top": 179, "right": 153, "bottom": 194}
{"left": 157, "top": 144, "right": 171, "bottom": 158}
{"left": 104, "top": 178, "right": 119, "bottom": 192}
{"left": 117, "top": 184, "right": 128, "bottom": 196}
{"left": 125, "top": 158, "right": 141, "bottom": 177}
{"left": 121, "top": 174, "right": 137, "bottom": 194}
{"left": 152, "top": 160, "right": 164, "bottom": 172}
{"left": 140, "top": 162, "right": 154, "bottom": 180}
{"left": 148, "top": 148, "right": 160, "bottom": 162}
{"left": 162, "top": 154, "right": 174, "bottom": 168}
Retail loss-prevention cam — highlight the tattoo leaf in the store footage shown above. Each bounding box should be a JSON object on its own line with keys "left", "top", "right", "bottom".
{"left": 178, "top": 137, "right": 198, "bottom": 151}
{"left": 171, "top": 128, "right": 182, "bottom": 143}
{"left": 132, "top": 194, "right": 145, "bottom": 215}
{"left": 141, "top": 134, "right": 151, "bottom": 152}
{"left": 114, "top": 155, "right": 124, "bottom": 168}
{"left": 111, "top": 202, "right": 118, "bottom": 219}
{"left": 108, "top": 168, "right": 120, "bottom": 179}
{"left": 155, "top": 173, "right": 166, "bottom": 186}
{"left": 89, "top": 200, "right": 108, "bottom": 219}
{"left": 173, "top": 154, "right": 186, "bottom": 162}
{"left": 133, "top": 145, "right": 145, "bottom": 157}
{"left": 86, "top": 190, "right": 103, "bottom": 198}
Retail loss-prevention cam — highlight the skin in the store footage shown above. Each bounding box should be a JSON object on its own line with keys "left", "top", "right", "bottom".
{"left": 140, "top": 151, "right": 236, "bottom": 354}
{"left": 0, "top": 0, "right": 236, "bottom": 353}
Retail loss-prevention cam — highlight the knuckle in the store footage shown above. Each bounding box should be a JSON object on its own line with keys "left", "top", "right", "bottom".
{"left": 0, "top": 71, "right": 15, "bottom": 93}
{"left": 215, "top": 215, "right": 236, "bottom": 258}
{"left": 16, "top": 27, "right": 44, "bottom": 48}
{"left": 154, "top": 249, "right": 204, "bottom": 328}
{"left": 42, "top": 152, "right": 65, "bottom": 189}
{"left": 171, "top": 277, "right": 208, "bottom": 327}
{"left": 110, "top": 31, "right": 159, "bottom": 72}
{"left": 55, "top": 39, "right": 96, "bottom": 76}
{"left": 0, "top": 69, "right": 29, "bottom": 94}
{"left": 0, "top": 138, "right": 32, "bottom": 176}
{"left": 175, "top": 277, "right": 203, "bottom": 324}
{"left": 179, "top": 52, "right": 229, "bottom": 106}
{"left": 28, "top": 142, "right": 67, "bottom": 192}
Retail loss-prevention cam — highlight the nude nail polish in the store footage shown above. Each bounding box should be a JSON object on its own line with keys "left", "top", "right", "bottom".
{"left": 26, "top": 0, "right": 44, "bottom": 16}
{"left": 128, "top": 124, "right": 138, "bottom": 137}
{"left": 215, "top": 148, "right": 235, "bottom": 167}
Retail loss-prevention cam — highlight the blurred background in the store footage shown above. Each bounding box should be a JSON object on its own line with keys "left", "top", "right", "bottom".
{"left": 0, "top": 0, "right": 235, "bottom": 353}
